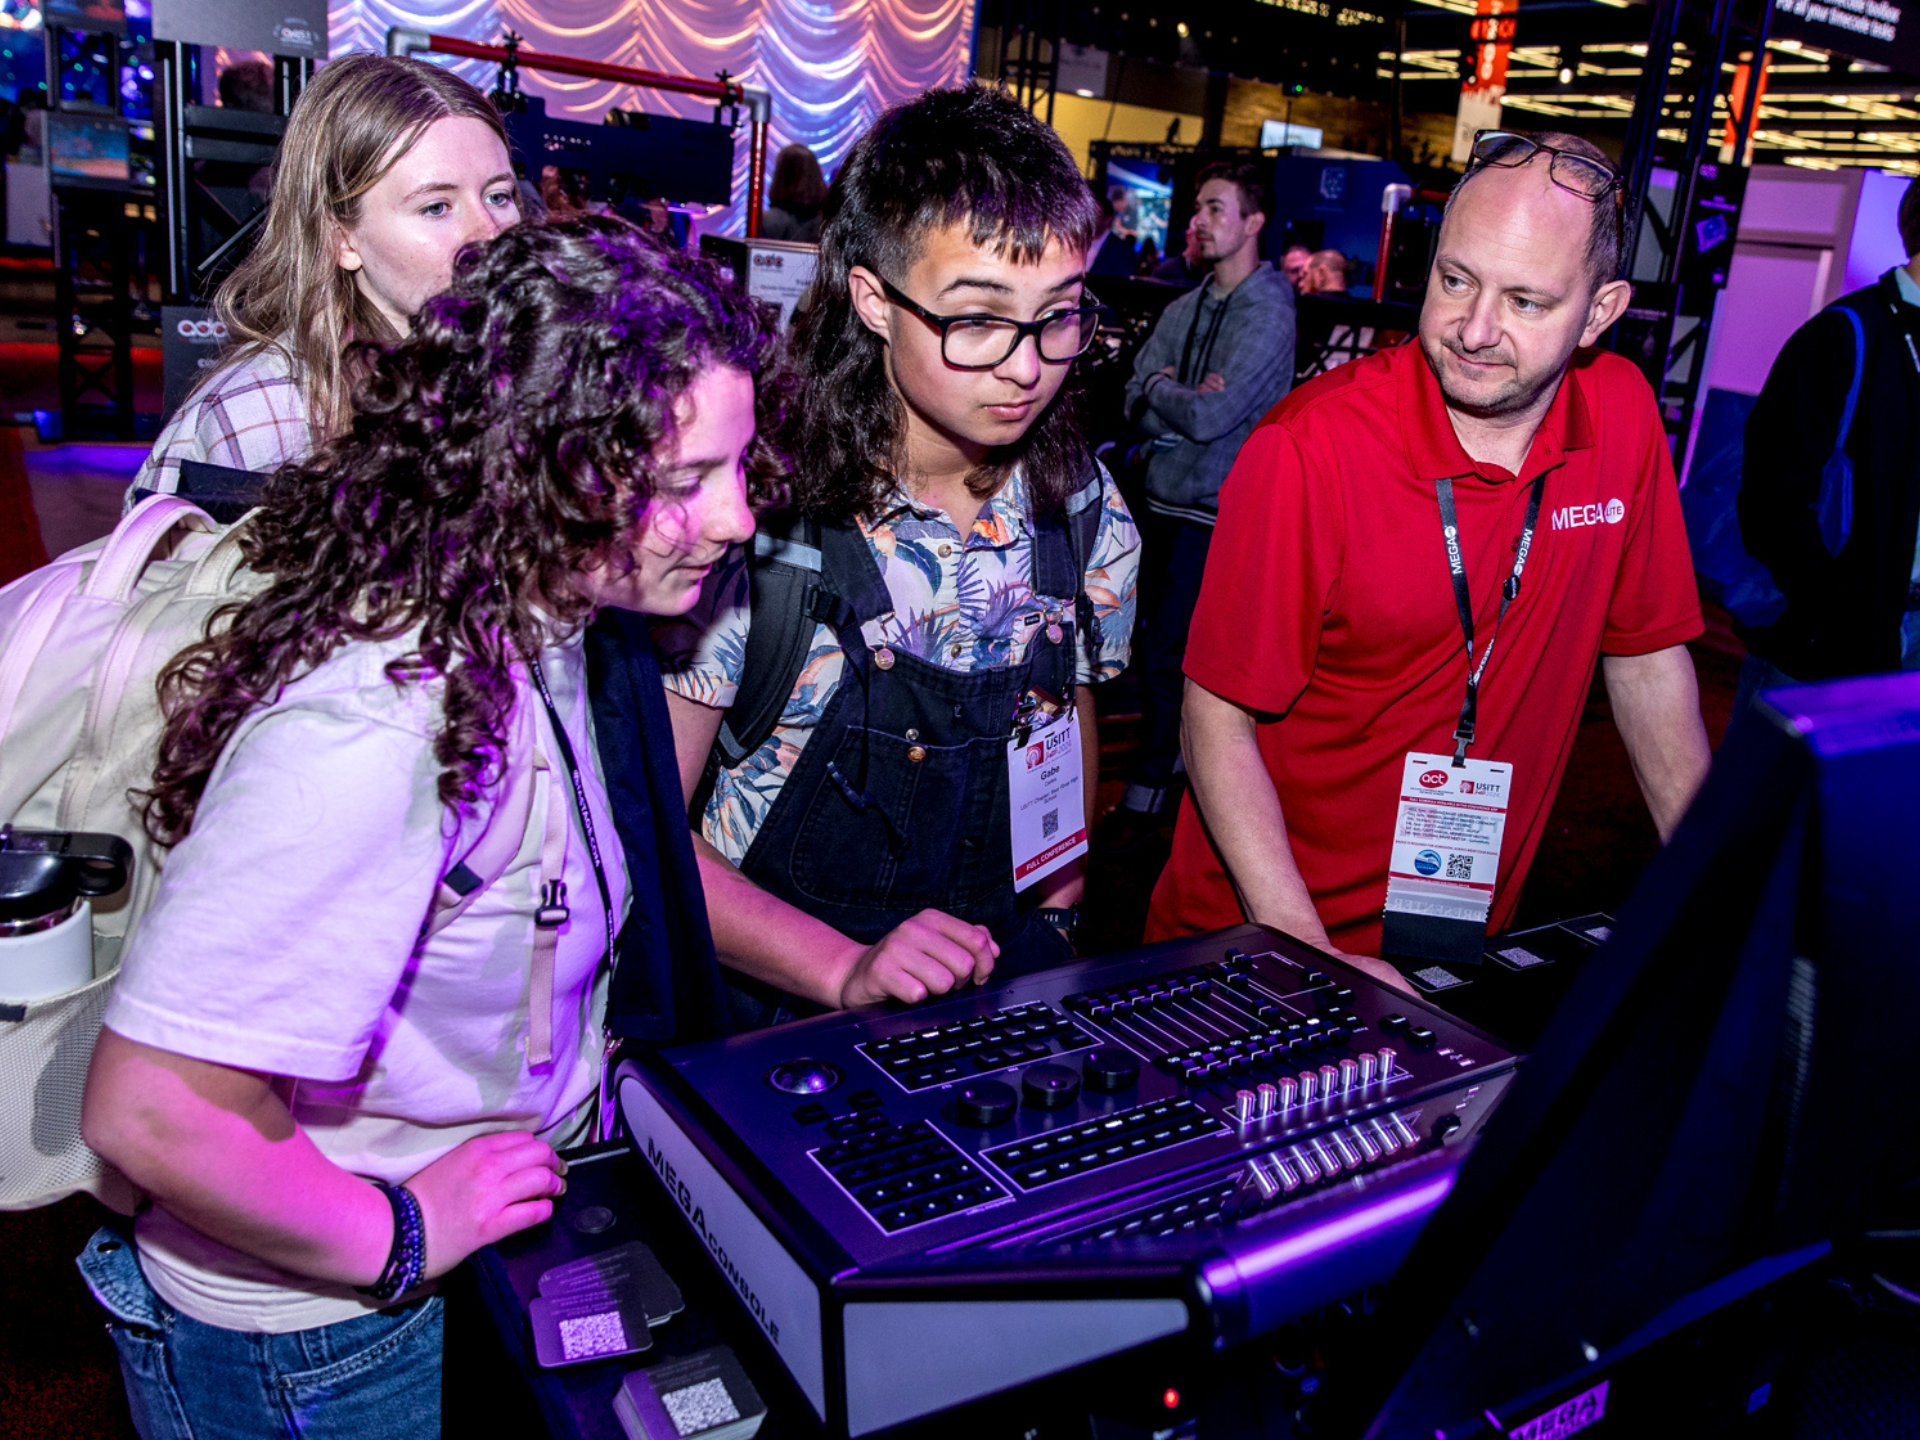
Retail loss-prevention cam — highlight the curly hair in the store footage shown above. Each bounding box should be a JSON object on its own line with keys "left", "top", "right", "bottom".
{"left": 784, "top": 85, "right": 1104, "bottom": 522}
{"left": 143, "top": 216, "right": 789, "bottom": 844}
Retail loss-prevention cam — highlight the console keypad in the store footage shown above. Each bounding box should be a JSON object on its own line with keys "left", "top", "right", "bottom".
{"left": 983, "top": 1096, "right": 1230, "bottom": 1190}
{"left": 812, "top": 1119, "right": 1008, "bottom": 1233}
{"left": 860, "top": 1002, "right": 1097, "bottom": 1092}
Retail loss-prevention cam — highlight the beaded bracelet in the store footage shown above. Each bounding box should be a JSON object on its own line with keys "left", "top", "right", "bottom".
{"left": 355, "top": 1180, "right": 426, "bottom": 1302}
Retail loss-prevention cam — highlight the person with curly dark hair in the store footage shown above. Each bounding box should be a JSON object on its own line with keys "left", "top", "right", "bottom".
{"left": 77, "top": 217, "right": 779, "bottom": 1436}
{"left": 659, "top": 86, "right": 1141, "bottom": 1020}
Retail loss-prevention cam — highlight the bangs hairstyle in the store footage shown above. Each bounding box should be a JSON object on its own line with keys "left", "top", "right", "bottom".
{"left": 785, "top": 84, "right": 1105, "bottom": 521}
{"left": 143, "top": 217, "right": 791, "bottom": 844}
{"left": 210, "top": 54, "right": 511, "bottom": 443}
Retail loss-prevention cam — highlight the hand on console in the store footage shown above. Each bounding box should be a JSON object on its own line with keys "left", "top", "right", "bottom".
{"left": 835, "top": 909, "right": 1001, "bottom": 1007}
{"left": 1329, "top": 950, "right": 1417, "bottom": 998}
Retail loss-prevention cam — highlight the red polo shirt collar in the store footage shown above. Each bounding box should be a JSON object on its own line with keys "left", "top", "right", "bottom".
{"left": 1397, "top": 341, "right": 1598, "bottom": 486}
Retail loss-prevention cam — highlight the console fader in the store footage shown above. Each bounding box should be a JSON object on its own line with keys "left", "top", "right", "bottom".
{"left": 616, "top": 923, "right": 1517, "bottom": 1438}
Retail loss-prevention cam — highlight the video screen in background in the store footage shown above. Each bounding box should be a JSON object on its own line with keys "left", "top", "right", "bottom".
{"left": 1104, "top": 159, "right": 1171, "bottom": 258}
{"left": 48, "top": 110, "right": 128, "bottom": 183}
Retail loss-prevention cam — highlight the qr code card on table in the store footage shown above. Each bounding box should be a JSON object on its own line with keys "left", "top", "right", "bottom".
{"left": 614, "top": 1346, "right": 767, "bottom": 1440}
{"left": 529, "top": 1291, "right": 653, "bottom": 1368}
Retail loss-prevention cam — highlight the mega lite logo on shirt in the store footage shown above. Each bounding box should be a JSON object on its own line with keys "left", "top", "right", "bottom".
{"left": 1552, "top": 498, "right": 1626, "bottom": 531}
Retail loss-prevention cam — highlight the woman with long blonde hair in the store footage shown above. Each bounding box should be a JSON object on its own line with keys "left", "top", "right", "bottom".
{"left": 133, "top": 54, "right": 519, "bottom": 499}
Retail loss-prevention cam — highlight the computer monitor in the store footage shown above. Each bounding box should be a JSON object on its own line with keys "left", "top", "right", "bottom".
{"left": 1353, "top": 671, "right": 1920, "bottom": 1437}
{"left": 1103, "top": 157, "right": 1172, "bottom": 259}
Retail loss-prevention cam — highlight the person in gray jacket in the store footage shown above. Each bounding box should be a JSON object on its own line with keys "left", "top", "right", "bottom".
{"left": 1105, "top": 161, "right": 1296, "bottom": 845}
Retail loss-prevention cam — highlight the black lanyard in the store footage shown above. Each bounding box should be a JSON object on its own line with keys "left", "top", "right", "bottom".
{"left": 1435, "top": 471, "right": 1547, "bottom": 767}
{"left": 1177, "top": 283, "right": 1233, "bottom": 386}
{"left": 527, "top": 655, "right": 617, "bottom": 967}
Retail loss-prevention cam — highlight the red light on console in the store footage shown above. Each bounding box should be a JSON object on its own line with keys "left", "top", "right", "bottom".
{"left": 1163, "top": 1387, "right": 1181, "bottom": 1410}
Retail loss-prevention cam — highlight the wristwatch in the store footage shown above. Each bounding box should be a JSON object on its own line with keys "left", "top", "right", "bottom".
{"left": 1036, "top": 906, "right": 1080, "bottom": 945}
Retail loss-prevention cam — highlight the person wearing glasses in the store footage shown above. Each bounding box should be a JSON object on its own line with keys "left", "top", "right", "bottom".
{"left": 1104, "top": 162, "right": 1297, "bottom": 851}
{"left": 1146, "top": 130, "right": 1711, "bottom": 990}
{"left": 655, "top": 86, "right": 1140, "bottom": 1018}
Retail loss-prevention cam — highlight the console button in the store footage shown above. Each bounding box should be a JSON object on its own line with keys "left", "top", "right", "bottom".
{"left": 1022, "top": 1062, "right": 1082, "bottom": 1109}
{"left": 1082, "top": 1047, "right": 1140, "bottom": 1092}
{"left": 955, "top": 1080, "right": 1019, "bottom": 1127}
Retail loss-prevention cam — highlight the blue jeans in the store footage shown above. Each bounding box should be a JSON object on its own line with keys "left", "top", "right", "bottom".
{"left": 76, "top": 1225, "right": 444, "bottom": 1440}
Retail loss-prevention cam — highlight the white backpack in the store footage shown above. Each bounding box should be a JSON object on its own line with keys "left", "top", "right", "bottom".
{"left": 0, "top": 497, "right": 543, "bottom": 1210}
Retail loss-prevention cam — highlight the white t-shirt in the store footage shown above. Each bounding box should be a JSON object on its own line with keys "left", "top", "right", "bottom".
{"left": 104, "top": 627, "right": 628, "bottom": 1333}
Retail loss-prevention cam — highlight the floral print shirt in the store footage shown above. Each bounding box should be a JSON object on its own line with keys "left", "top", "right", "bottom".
{"left": 655, "top": 465, "right": 1141, "bottom": 864}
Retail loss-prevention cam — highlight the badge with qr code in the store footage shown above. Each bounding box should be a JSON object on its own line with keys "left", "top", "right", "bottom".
{"left": 1007, "top": 709, "right": 1086, "bottom": 892}
{"left": 1380, "top": 751, "right": 1514, "bottom": 968}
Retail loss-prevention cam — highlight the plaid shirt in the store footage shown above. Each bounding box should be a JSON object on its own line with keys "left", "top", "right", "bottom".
{"left": 130, "top": 343, "right": 312, "bottom": 506}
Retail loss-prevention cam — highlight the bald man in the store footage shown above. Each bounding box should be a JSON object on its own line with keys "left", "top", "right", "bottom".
{"left": 1146, "top": 131, "right": 1710, "bottom": 988}
{"left": 1304, "top": 248, "right": 1349, "bottom": 294}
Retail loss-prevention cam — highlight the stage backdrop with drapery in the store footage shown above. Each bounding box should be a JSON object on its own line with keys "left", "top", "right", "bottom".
{"left": 324, "top": 0, "right": 979, "bottom": 235}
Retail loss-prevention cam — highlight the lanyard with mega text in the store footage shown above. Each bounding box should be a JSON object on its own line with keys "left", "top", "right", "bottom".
{"left": 1435, "top": 470, "right": 1547, "bottom": 767}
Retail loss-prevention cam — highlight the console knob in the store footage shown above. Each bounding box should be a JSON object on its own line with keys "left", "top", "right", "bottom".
{"left": 1431, "top": 1112, "right": 1464, "bottom": 1143}
{"left": 1082, "top": 1047, "right": 1140, "bottom": 1092}
{"left": 955, "top": 1080, "right": 1018, "bottom": 1127}
{"left": 765, "top": 1058, "right": 842, "bottom": 1095}
{"left": 1022, "top": 1062, "right": 1082, "bottom": 1109}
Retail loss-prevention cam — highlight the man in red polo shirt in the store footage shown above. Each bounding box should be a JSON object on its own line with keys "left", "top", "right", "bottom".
{"left": 1145, "top": 131, "right": 1712, "bottom": 987}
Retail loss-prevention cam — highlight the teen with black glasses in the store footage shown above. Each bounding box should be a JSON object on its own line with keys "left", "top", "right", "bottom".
{"left": 655, "top": 85, "right": 1141, "bottom": 1019}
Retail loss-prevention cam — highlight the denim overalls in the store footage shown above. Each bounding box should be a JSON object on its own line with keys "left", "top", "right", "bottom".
{"left": 736, "top": 507, "right": 1088, "bottom": 995}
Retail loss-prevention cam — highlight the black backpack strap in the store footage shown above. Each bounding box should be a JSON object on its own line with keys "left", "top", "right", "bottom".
{"left": 714, "top": 512, "right": 825, "bottom": 768}
{"left": 1047, "top": 453, "right": 1104, "bottom": 655}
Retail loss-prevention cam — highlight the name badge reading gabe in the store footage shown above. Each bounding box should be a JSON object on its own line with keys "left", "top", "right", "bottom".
{"left": 1380, "top": 752, "right": 1513, "bottom": 967}
{"left": 1008, "top": 709, "right": 1087, "bottom": 892}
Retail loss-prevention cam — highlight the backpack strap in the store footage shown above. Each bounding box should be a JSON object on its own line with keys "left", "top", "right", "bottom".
{"left": 1062, "top": 454, "right": 1104, "bottom": 655}
{"left": 1816, "top": 305, "right": 1866, "bottom": 558}
{"left": 425, "top": 683, "right": 540, "bottom": 941}
{"left": 81, "top": 495, "right": 221, "bottom": 605}
{"left": 714, "top": 514, "right": 825, "bottom": 768}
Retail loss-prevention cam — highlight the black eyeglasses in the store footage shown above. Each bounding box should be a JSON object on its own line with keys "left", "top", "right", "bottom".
{"left": 1467, "top": 130, "right": 1622, "bottom": 202}
{"left": 877, "top": 276, "right": 1103, "bottom": 370}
